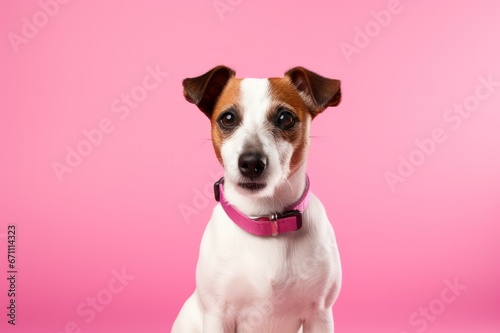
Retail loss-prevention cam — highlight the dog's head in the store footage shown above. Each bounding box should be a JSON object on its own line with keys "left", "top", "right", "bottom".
{"left": 183, "top": 66, "right": 341, "bottom": 198}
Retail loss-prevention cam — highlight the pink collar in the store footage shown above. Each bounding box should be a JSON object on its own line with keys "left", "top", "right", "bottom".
{"left": 213, "top": 175, "right": 311, "bottom": 237}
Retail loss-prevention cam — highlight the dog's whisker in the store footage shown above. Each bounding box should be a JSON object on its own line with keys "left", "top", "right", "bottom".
{"left": 270, "top": 193, "right": 284, "bottom": 211}
{"left": 283, "top": 177, "right": 294, "bottom": 193}
{"left": 197, "top": 138, "right": 213, "bottom": 147}
{"left": 309, "top": 135, "right": 326, "bottom": 142}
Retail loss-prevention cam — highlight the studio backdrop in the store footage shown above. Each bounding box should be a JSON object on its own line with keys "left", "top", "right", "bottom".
{"left": 1, "top": 0, "right": 499, "bottom": 332}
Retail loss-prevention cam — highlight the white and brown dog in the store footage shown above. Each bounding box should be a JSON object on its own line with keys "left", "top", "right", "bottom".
{"left": 172, "top": 66, "right": 342, "bottom": 333}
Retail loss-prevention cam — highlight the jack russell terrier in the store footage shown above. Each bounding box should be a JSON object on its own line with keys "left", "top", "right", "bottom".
{"left": 172, "top": 66, "right": 342, "bottom": 333}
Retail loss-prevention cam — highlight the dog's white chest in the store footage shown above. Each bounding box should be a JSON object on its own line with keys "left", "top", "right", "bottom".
{"left": 194, "top": 196, "right": 341, "bottom": 331}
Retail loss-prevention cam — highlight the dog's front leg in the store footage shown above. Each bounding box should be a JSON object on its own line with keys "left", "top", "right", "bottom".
{"left": 203, "top": 312, "right": 235, "bottom": 333}
{"left": 302, "top": 310, "right": 334, "bottom": 333}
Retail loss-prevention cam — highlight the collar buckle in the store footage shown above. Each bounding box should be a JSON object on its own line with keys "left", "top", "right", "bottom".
{"left": 248, "top": 210, "right": 301, "bottom": 221}
{"left": 248, "top": 210, "right": 303, "bottom": 237}
{"left": 214, "top": 177, "right": 224, "bottom": 202}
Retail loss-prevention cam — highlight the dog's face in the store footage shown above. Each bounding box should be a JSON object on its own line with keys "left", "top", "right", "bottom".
{"left": 183, "top": 66, "right": 341, "bottom": 198}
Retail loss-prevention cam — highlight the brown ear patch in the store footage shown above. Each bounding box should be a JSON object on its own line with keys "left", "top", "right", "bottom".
{"left": 285, "top": 66, "right": 341, "bottom": 118}
{"left": 182, "top": 65, "right": 235, "bottom": 118}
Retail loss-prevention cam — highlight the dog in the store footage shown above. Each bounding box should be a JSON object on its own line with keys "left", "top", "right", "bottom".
{"left": 172, "top": 66, "right": 342, "bottom": 333}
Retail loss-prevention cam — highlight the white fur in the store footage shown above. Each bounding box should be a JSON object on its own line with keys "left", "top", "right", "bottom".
{"left": 222, "top": 78, "right": 290, "bottom": 204}
{"left": 172, "top": 78, "right": 342, "bottom": 333}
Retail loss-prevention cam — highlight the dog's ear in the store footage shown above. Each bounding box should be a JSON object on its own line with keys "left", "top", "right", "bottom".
{"left": 182, "top": 65, "right": 236, "bottom": 118}
{"left": 285, "top": 66, "right": 341, "bottom": 118}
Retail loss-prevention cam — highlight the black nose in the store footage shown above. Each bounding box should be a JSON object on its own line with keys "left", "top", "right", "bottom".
{"left": 238, "top": 152, "right": 267, "bottom": 179}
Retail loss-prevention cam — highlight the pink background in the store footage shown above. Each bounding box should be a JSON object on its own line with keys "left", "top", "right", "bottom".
{"left": 1, "top": 0, "right": 500, "bottom": 332}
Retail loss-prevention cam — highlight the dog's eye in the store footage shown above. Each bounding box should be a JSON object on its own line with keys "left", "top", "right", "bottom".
{"left": 276, "top": 109, "right": 296, "bottom": 130}
{"left": 218, "top": 110, "right": 239, "bottom": 129}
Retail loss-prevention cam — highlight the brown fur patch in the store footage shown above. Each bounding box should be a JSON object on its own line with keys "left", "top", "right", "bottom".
{"left": 268, "top": 77, "right": 311, "bottom": 176}
{"left": 211, "top": 78, "right": 242, "bottom": 164}
{"left": 209, "top": 76, "right": 312, "bottom": 176}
